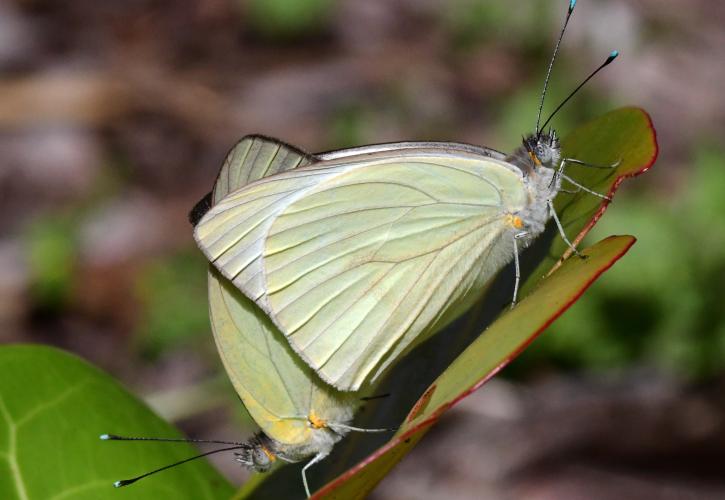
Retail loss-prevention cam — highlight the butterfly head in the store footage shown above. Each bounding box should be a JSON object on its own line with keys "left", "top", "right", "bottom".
{"left": 524, "top": 131, "right": 561, "bottom": 170}
{"left": 234, "top": 434, "right": 277, "bottom": 472}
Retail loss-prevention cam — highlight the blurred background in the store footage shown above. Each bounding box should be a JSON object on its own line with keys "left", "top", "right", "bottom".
{"left": 1, "top": 0, "right": 724, "bottom": 498}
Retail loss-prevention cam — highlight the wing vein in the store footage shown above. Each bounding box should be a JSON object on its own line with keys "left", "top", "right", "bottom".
{"left": 265, "top": 207, "right": 416, "bottom": 294}
{"left": 337, "top": 224, "right": 502, "bottom": 382}
{"left": 257, "top": 143, "right": 281, "bottom": 182}
{"left": 319, "top": 253, "right": 438, "bottom": 371}
{"left": 296, "top": 261, "right": 400, "bottom": 352}
{"left": 266, "top": 205, "right": 426, "bottom": 255}
{"left": 269, "top": 212, "right": 504, "bottom": 301}
{"left": 207, "top": 189, "right": 302, "bottom": 259}
{"left": 312, "top": 180, "right": 440, "bottom": 203}
{"left": 216, "top": 276, "right": 299, "bottom": 416}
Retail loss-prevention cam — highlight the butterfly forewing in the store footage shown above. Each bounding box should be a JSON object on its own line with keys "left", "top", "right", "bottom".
{"left": 197, "top": 148, "right": 530, "bottom": 391}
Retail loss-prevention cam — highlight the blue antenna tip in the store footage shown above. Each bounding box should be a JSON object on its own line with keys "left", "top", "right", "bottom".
{"left": 610, "top": 50, "right": 619, "bottom": 58}
{"left": 113, "top": 481, "right": 123, "bottom": 488}
{"left": 99, "top": 434, "right": 110, "bottom": 440}
{"left": 569, "top": 0, "right": 577, "bottom": 10}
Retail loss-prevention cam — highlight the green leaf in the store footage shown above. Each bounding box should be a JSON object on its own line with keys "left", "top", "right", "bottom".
{"left": 0, "top": 345, "right": 234, "bottom": 500}
{"left": 523, "top": 106, "right": 658, "bottom": 292}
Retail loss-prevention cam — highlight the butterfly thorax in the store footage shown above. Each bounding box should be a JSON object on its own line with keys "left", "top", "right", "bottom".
{"left": 273, "top": 425, "right": 344, "bottom": 463}
{"left": 506, "top": 132, "right": 562, "bottom": 241}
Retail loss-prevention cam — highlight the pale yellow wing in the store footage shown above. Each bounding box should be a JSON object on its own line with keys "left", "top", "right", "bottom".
{"left": 196, "top": 149, "right": 529, "bottom": 391}
{"left": 204, "top": 135, "right": 355, "bottom": 446}
{"left": 209, "top": 267, "right": 355, "bottom": 446}
{"left": 212, "top": 134, "right": 315, "bottom": 204}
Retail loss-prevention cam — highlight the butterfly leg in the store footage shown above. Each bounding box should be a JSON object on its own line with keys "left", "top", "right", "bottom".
{"left": 549, "top": 158, "right": 574, "bottom": 189}
{"left": 549, "top": 157, "right": 620, "bottom": 189}
{"left": 302, "top": 451, "right": 329, "bottom": 498}
{"left": 548, "top": 200, "right": 583, "bottom": 258}
{"left": 329, "top": 422, "right": 395, "bottom": 434}
{"left": 562, "top": 157, "right": 621, "bottom": 169}
{"left": 511, "top": 231, "right": 529, "bottom": 308}
{"left": 559, "top": 173, "right": 611, "bottom": 201}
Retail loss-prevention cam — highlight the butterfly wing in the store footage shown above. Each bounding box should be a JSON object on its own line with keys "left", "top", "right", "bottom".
{"left": 209, "top": 267, "right": 354, "bottom": 446}
{"left": 317, "top": 141, "right": 507, "bottom": 162}
{"left": 196, "top": 148, "right": 529, "bottom": 391}
{"left": 205, "top": 135, "right": 355, "bottom": 446}
{"left": 212, "top": 134, "right": 315, "bottom": 203}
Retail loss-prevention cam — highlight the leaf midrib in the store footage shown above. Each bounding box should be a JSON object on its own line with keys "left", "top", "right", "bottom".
{"left": 0, "top": 397, "right": 29, "bottom": 500}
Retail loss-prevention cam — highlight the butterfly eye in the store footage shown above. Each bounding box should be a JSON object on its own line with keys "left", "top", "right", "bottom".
{"left": 535, "top": 144, "right": 554, "bottom": 165}
{"left": 252, "top": 448, "right": 274, "bottom": 471}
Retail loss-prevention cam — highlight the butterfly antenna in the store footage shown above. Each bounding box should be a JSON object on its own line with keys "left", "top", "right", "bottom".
{"left": 100, "top": 433, "right": 244, "bottom": 446}
{"left": 100, "top": 434, "right": 246, "bottom": 487}
{"left": 535, "top": 0, "right": 577, "bottom": 136}
{"left": 539, "top": 50, "right": 619, "bottom": 132}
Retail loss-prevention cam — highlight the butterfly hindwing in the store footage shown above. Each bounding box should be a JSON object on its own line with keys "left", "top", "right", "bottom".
{"left": 209, "top": 266, "right": 355, "bottom": 445}
{"left": 213, "top": 134, "right": 316, "bottom": 201}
